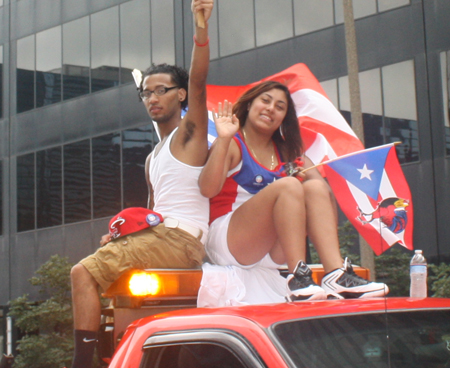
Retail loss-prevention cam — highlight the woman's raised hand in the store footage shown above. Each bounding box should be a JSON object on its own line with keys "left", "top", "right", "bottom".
{"left": 213, "top": 100, "right": 239, "bottom": 139}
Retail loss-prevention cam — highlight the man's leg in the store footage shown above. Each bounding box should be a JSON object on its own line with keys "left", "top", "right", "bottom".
{"left": 70, "top": 263, "right": 102, "bottom": 368}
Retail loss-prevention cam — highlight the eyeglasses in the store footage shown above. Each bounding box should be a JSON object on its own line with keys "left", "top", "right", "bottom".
{"left": 139, "top": 86, "right": 178, "bottom": 100}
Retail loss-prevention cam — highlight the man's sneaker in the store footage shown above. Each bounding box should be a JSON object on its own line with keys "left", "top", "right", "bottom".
{"left": 321, "top": 258, "right": 389, "bottom": 299}
{"left": 286, "top": 261, "right": 327, "bottom": 301}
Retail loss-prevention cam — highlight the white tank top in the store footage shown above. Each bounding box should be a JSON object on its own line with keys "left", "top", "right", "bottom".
{"left": 150, "top": 128, "right": 209, "bottom": 235}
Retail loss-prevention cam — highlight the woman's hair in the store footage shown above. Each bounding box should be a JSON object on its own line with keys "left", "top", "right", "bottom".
{"left": 232, "top": 81, "right": 303, "bottom": 162}
{"left": 139, "top": 63, "right": 189, "bottom": 109}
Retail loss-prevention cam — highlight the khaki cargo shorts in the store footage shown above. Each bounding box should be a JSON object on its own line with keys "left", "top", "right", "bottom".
{"left": 80, "top": 224, "right": 205, "bottom": 292}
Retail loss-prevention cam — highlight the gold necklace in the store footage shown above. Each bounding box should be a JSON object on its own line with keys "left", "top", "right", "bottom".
{"left": 242, "top": 129, "right": 275, "bottom": 170}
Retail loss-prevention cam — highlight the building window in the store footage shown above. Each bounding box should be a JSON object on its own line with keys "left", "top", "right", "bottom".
{"left": 122, "top": 125, "right": 156, "bottom": 208}
{"left": 441, "top": 51, "right": 450, "bottom": 156}
{"left": 218, "top": 0, "right": 254, "bottom": 57}
{"left": 17, "top": 35, "right": 35, "bottom": 113}
{"left": 294, "top": 0, "right": 334, "bottom": 36}
{"left": 382, "top": 60, "right": 418, "bottom": 163}
{"left": 91, "top": 7, "right": 120, "bottom": 93}
{"left": 378, "top": 0, "right": 410, "bottom": 12}
{"left": 334, "top": 0, "right": 377, "bottom": 24}
{"left": 334, "top": 0, "right": 410, "bottom": 24}
{"left": 16, "top": 127, "right": 158, "bottom": 232}
{"left": 63, "top": 16, "right": 90, "bottom": 100}
{"left": 212, "top": 0, "right": 411, "bottom": 57}
{"left": 0, "top": 162, "right": 2, "bottom": 236}
{"left": 92, "top": 133, "right": 121, "bottom": 219}
{"left": 13, "top": 0, "right": 416, "bottom": 115}
{"left": 17, "top": 153, "right": 35, "bottom": 232}
{"left": 320, "top": 59, "right": 418, "bottom": 164}
{"left": 0, "top": 45, "right": 3, "bottom": 118}
{"left": 359, "top": 68, "right": 385, "bottom": 149}
{"left": 120, "top": 0, "right": 151, "bottom": 84}
{"left": 255, "top": 0, "right": 293, "bottom": 47}
{"left": 16, "top": 28, "right": 65, "bottom": 112}
{"left": 15, "top": 2, "right": 179, "bottom": 113}
{"left": 150, "top": 0, "right": 175, "bottom": 65}
{"left": 37, "top": 147, "right": 62, "bottom": 229}
{"left": 14, "top": 1, "right": 178, "bottom": 112}
{"left": 333, "top": 68, "right": 385, "bottom": 149}
{"left": 36, "top": 26, "right": 62, "bottom": 108}
{"left": 64, "top": 139, "right": 91, "bottom": 224}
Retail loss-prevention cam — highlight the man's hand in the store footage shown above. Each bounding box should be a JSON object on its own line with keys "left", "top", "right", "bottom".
{"left": 192, "top": 0, "right": 214, "bottom": 25}
{"left": 213, "top": 100, "right": 239, "bottom": 140}
{"left": 99, "top": 234, "right": 112, "bottom": 247}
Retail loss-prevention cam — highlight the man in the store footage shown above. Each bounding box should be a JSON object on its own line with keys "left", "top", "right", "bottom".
{"left": 69, "top": 1, "right": 214, "bottom": 367}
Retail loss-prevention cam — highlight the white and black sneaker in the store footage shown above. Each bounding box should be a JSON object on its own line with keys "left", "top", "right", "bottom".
{"left": 321, "top": 258, "right": 389, "bottom": 299}
{"left": 286, "top": 261, "right": 327, "bottom": 301}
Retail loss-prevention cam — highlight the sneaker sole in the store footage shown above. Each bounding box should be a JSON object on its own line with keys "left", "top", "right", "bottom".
{"left": 325, "top": 286, "right": 389, "bottom": 299}
{"left": 286, "top": 290, "right": 328, "bottom": 302}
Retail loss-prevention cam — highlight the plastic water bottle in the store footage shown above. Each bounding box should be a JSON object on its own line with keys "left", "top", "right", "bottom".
{"left": 410, "top": 250, "right": 427, "bottom": 298}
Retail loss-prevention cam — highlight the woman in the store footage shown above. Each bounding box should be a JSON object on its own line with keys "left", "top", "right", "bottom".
{"left": 199, "top": 81, "right": 388, "bottom": 301}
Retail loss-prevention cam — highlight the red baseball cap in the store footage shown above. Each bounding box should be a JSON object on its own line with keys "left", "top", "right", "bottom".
{"left": 109, "top": 207, "right": 163, "bottom": 239}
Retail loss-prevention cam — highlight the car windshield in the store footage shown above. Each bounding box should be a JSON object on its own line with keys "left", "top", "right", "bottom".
{"left": 273, "top": 310, "right": 450, "bottom": 368}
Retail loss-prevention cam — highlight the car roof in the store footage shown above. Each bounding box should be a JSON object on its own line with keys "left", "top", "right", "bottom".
{"left": 130, "top": 297, "right": 450, "bottom": 330}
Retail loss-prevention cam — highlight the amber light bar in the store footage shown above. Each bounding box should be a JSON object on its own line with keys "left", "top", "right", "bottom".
{"left": 102, "top": 265, "right": 370, "bottom": 300}
{"left": 103, "top": 269, "right": 203, "bottom": 299}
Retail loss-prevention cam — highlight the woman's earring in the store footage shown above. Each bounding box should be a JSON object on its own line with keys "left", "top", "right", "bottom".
{"left": 279, "top": 125, "right": 285, "bottom": 140}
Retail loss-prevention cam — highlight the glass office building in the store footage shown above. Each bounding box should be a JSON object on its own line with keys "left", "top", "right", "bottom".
{"left": 0, "top": 0, "right": 449, "bottom": 305}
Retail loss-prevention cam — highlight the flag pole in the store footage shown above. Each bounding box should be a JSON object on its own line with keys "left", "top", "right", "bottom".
{"left": 342, "top": 0, "right": 377, "bottom": 278}
{"left": 196, "top": 10, "right": 205, "bottom": 28}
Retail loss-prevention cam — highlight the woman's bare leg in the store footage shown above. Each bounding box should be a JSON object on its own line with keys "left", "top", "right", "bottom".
{"left": 227, "top": 177, "right": 307, "bottom": 273}
{"left": 303, "top": 179, "right": 343, "bottom": 273}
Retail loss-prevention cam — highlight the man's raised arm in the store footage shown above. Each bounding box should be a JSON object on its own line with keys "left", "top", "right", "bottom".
{"left": 172, "top": 0, "right": 213, "bottom": 166}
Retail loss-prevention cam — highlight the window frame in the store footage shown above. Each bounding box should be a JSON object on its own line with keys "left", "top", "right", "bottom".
{"left": 141, "top": 329, "right": 267, "bottom": 368}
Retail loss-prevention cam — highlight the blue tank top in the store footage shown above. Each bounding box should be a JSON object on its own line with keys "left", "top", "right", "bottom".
{"left": 209, "top": 132, "right": 285, "bottom": 223}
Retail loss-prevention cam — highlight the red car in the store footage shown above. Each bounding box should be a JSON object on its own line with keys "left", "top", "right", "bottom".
{"left": 103, "top": 270, "right": 450, "bottom": 368}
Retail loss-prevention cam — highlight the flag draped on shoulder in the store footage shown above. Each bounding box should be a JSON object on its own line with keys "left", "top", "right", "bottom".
{"left": 322, "top": 143, "right": 413, "bottom": 255}
{"left": 205, "top": 63, "right": 413, "bottom": 255}
{"left": 206, "top": 63, "right": 364, "bottom": 162}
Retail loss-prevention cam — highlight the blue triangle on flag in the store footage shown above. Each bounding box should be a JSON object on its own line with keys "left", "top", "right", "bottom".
{"left": 326, "top": 146, "right": 391, "bottom": 200}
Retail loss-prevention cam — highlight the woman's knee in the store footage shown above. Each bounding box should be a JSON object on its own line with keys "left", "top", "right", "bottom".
{"left": 303, "top": 178, "right": 330, "bottom": 198}
{"left": 273, "top": 176, "right": 304, "bottom": 195}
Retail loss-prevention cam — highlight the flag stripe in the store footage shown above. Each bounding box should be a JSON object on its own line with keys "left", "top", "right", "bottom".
{"left": 292, "top": 89, "right": 358, "bottom": 138}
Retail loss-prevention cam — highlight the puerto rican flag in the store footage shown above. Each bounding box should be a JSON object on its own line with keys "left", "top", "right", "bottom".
{"left": 205, "top": 63, "right": 364, "bottom": 163}
{"left": 322, "top": 143, "right": 413, "bottom": 255}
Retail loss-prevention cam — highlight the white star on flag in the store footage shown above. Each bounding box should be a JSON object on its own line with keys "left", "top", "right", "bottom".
{"left": 357, "top": 164, "right": 374, "bottom": 180}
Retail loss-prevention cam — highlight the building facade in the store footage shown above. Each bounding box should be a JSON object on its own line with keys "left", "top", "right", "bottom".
{"left": 0, "top": 0, "right": 449, "bottom": 310}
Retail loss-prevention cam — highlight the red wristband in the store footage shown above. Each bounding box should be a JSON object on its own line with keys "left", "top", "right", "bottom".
{"left": 193, "top": 35, "right": 209, "bottom": 47}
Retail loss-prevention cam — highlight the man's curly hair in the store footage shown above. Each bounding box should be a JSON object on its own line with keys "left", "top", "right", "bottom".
{"left": 138, "top": 63, "right": 189, "bottom": 109}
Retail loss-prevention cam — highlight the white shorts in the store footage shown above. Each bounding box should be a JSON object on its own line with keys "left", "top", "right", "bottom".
{"left": 206, "top": 212, "right": 282, "bottom": 270}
